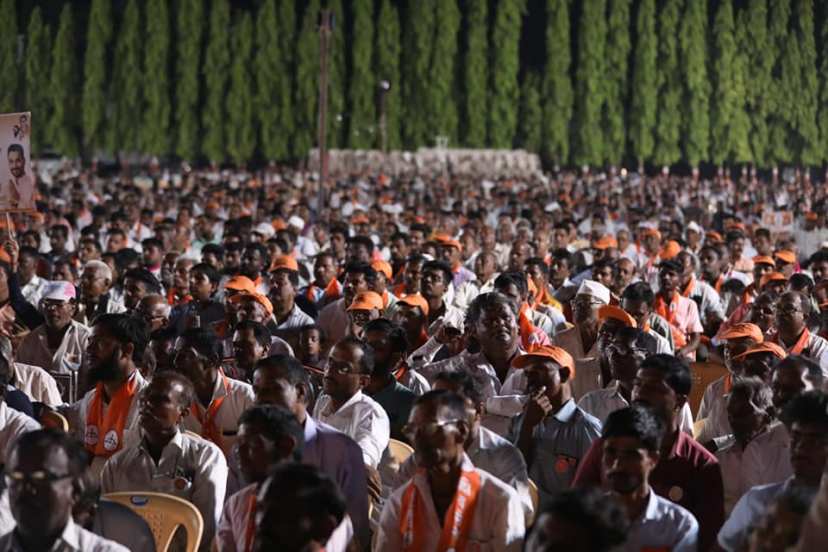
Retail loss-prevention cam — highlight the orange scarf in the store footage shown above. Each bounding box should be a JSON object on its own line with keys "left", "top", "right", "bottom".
{"left": 382, "top": 290, "right": 390, "bottom": 309}
{"left": 713, "top": 275, "right": 724, "bottom": 294}
{"left": 785, "top": 328, "right": 811, "bottom": 355}
{"left": 393, "top": 282, "right": 408, "bottom": 297}
{"left": 167, "top": 288, "right": 192, "bottom": 306}
{"left": 653, "top": 292, "right": 688, "bottom": 349}
{"left": 85, "top": 373, "right": 140, "bottom": 458}
{"left": 322, "top": 278, "right": 343, "bottom": 300}
{"left": 518, "top": 304, "right": 538, "bottom": 349}
{"left": 191, "top": 371, "right": 230, "bottom": 451}
{"left": 681, "top": 276, "right": 696, "bottom": 298}
{"left": 399, "top": 469, "right": 481, "bottom": 552}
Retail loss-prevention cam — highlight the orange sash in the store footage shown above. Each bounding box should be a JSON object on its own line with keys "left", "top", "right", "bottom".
{"left": 322, "top": 278, "right": 343, "bottom": 300}
{"left": 786, "top": 328, "right": 811, "bottom": 355}
{"left": 681, "top": 276, "right": 696, "bottom": 298}
{"left": 85, "top": 374, "right": 140, "bottom": 458}
{"left": 167, "top": 288, "right": 192, "bottom": 306}
{"left": 519, "top": 304, "right": 547, "bottom": 349}
{"left": 713, "top": 275, "right": 724, "bottom": 294}
{"left": 393, "top": 282, "right": 408, "bottom": 297}
{"left": 399, "top": 469, "right": 482, "bottom": 552}
{"left": 191, "top": 372, "right": 230, "bottom": 451}
{"left": 244, "top": 492, "right": 256, "bottom": 552}
{"left": 653, "top": 292, "right": 688, "bottom": 349}
{"left": 382, "top": 290, "right": 390, "bottom": 309}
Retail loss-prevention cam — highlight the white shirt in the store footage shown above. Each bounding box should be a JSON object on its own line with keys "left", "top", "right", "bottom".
{"left": 101, "top": 430, "right": 228, "bottom": 550}
{"left": 0, "top": 518, "right": 128, "bottom": 552}
{"left": 718, "top": 478, "right": 793, "bottom": 552}
{"left": 182, "top": 373, "right": 255, "bottom": 457}
{"left": 714, "top": 423, "right": 793, "bottom": 513}
{"left": 578, "top": 381, "right": 695, "bottom": 434}
{"left": 272, "top": 303, "right": 314, "bottom": 331}
{"left": 0, "top": 401, "right": 40, "bottom": 465}
{"left": 377, "top": 455, "right": 525, "bottom": 551}
{"left": 16, "top": 321, "right": 90, "bottom": 374}
{"left": 696, "top": 376, "right": 732, "bottom": 443}
{"left": 313, "top": 390, "right": 390, "bottom": 469}
{"left": 616, "top": 489, "right": 699, "bottom": 552}
{"left": 777, "top": 331, "right": 828, "bottom": 377}
{"left": 11, "top": 362, "right": 62, "bottom": 406}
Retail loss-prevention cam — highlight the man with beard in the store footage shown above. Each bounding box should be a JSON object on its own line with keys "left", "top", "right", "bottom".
{"left": 121, "top": 268, "right": 162, "bottom": 311}
{"left": 75, "top": 260, "right": 126, "bottom": 326}
{"left": 376, "top": 390, "right": 525, "bottom": 551}
{"left": 101, "top": 372, "right": 227, "bottom": 551}
{"left": 65, "top": 313, "right": 149, "bottom": 476}
{"left": 251, "top": 354, "right": 370, "bottom": 546}
{"left": 0, "top": 430, "right": 128, "bottom": 551}
{"left": 601, "top": 406, "right": 699, "bottom": 551}
{"left": 771, "top": 355, "right": 824, "bottom": 412}
{"left": 653, "top": 260, "right": 703, "bottom": 360}
{"left": 4, "top": 144, "right": 34, "bottom": 210}
{"left": 574, "top": 354, "right": 725, "bottom": 552}
{"left": 362, "top": 319, "right": 417, "bottom": 440}
{"left": 17, "top": 280, "right": 90, "bottom": 376}
{"left": 772, "top": 291, "right": 828, "bottom": 374}
{"left": 515, "top": 345, "right": 602, "bottom": 505}
{"left": 318, "top": 262, "right": 378, "bottom": 348}
{"left": 611, "top": 257, "right": 638, "bottom": 299}
{"left": 135, "top": 294, "right": 176, "bottom": 375}
{"left": 312, "top": 336, "right": 390, "bottom": 469}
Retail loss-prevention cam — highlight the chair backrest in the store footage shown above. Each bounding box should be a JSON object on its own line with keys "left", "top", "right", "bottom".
{"left": 526, "top": 478, "right": 539, "bottom": 528}
{"left": 387, "top": 438, "right": 414, "bottom": 467}
{"left": 40, "top": 410, "right": 69, "bottom": 432}
{"left": 103, "top": 492, "right": 203, "bottom": 552}
{"left": 688, "top": 362, "right": 728, "bottom": 418}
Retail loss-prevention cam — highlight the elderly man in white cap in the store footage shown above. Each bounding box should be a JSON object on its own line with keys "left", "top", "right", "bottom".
{"left": 18, "top": 281, "right": 91, "bottom": 380}
{"left": 551, "top": 280, "right": 611, "bottom": 399}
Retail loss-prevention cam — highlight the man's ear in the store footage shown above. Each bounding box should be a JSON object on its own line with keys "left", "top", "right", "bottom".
{"left": 122, "top": 342, "right": 135, "bottom": 362}
{"left": 559, "top": 366, "right": 572, "bottom": 383}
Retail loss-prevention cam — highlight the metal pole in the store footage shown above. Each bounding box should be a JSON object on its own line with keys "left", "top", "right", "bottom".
{"left": 317, "top": 9, "right": 332, "bottom": 212}
{"left": 378, "top": 81, "right": 390, "bottom": 154}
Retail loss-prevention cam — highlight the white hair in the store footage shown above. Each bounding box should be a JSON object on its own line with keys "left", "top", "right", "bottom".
{"left": 83, "top": 260, "right": 112, "bottom": 282}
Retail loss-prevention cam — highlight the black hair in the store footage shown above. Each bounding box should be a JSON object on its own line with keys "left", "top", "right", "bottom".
{"left": 699, "top": 244, "right": 721, "bottom": 259}
{"left": 262, "top": 463, "right": 346, "bottom": 523}
{"left": 538, "top": 489, "right": 629, "bottom": 552}
{"left": 7, "top": 143, "right": 24, "bottom": 158}
{"left": 314, "top": 250, "right": 337, "bottom": 265}
{"left": 782, "top": 389, "right": 828, "bottom": 428}
{"left": 789, "top": 273, "right": 815, "bottom": 294}
{"left": 12, "top": 429, "right": 88, "bottom": 479}
{"left": 808, "top": 250, "right": 828, "bottom": 267}
{"left": 754, "top": 228, "right": 772, "bottom": 240}
{"left": 615, "top": 326, "right": 658, "bottom": 356}
{"left": 114, "top": 248, "right": 141, "bottom": 272}
{"left": 421, "top": 260, "right": 453, "bottom": 287}
{"left": 178, "top": 327, "right": 222, "bottom": 364}
{"left": 415, "top": 389, "right": 469, "bottom": 422}
{"left": 550, "top": 248, "right": 572, "bottom": 266}
{"left": 244, "top": 243, "right": 271, "bottom": 268}
{"left": 602, "top": 404, "right": 665, "bottom": 452}
{"left": 270, "top": 265, "right": 299, "bottom": 287}
{"left": 343, "top": 261, "right": 378, "bottom": 287}
{"left": 467, "top": 292, "right": 519, "bottom": 327}
{"left": 347, "top": 235, "right": 375, "bottom": 252}
{"left": 362, "top": 318, "right": 409, "bottom": 355}
{"left": 433, "top": 371, "right": 483, "bottom": 408}
{"left": 191, "top": 262, "right": 222, "bottom": 286}
{"left": 201, "top": 243, "right": 225, "bottom": 258}
{"left": 390, "top": 232, "right": 411, "bottom": 244}
{"left": 725, "top": 230, "right": 745, "bottom": 243}
{"left": 235, "top": 320, "right": 272, "bottom": 349}
{"left": 18, "top": 246, "right": 39, "bottom": 262}
{"left": 621, "top": 281, "right": 655, "bottom": 304}
{"left": 256, "top": 354, "right": 311, "bottom": 389}
{"left": 781, "top": 290, "right": 812, "bottom": 317}
{"left": 299, "top": 324, "right": 326, "bottom": 341}
{"left": 49, "top": 224, "right": 69, "bottom": 239}
{"left": 410, "top": 222, "right": 432, "bottom": 236}
{"left": 150, "top": 370, "right": 195, "bottom": 408}
{"left": 494, "top": 271, "right": 528, "bottom": 298}
{"left": 92, "top": 313, "right": 150, "bottom": 363}
{"left": 658, "top": 260, "right": 683, "bottom": 274}
{"left": 239, "top": 405, "right": 305, "bottom": 462}
{"left": 123, "top": 268, "right": 162, "bottom": 294}
{"left": 730, "top": 376, "right": 774, "bottom": 416}
{"left": 141, "top": 237, "right": 163, "bottom": 250}
{"left": 334, "top": 336, "right": 375, "bottom": 375}
{"left": 329, "top": 222, "right": 349, "bottom": 237}
{"left": 639, "top": 354, "right": 692, "bottom": 396}
{"left": 775, "top": 355, "right": 825, "bottom": 389}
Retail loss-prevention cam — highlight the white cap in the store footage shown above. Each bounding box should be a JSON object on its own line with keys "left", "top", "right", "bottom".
{"left": 42, "top": 280, "right": 76, "bottom": 302}
{"left": 288, "top": 216, "right": 305, "bottom": 231}
{"left": 576, "top": 280, "right": 611, "bottom": 305}
{"left": 686, "top": 221, "right": 703, "bottom": 235}
{"left": 253, "top": 222, "right": 275, "bottom": 238}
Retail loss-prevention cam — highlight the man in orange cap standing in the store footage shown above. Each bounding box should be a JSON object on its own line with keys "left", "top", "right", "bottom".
{"left": 515, "top": 345, "right": 602, "bottom": 505}
{"left": 696, "top": 323, "right": 765, "bottom": 443}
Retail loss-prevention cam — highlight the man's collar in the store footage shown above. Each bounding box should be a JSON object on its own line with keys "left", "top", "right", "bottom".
{"left": 552, "top": 398, "right": 578, "bottom": 423}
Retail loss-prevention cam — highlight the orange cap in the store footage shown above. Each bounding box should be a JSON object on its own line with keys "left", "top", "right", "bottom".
{"left": 347, "top": 291, "right": 384, "bottom": 312}
{"left": 224, "top": 275, "right": 257, "bottom": 294}
{"left": 593, "top": 236, "right": 618, "bottom": 250}
{"left": 774, "top": 250, "right": 796, "bottom": 265}
{"left": 760, "top": 272, "right": 787, "bottom": 288}
{"left": 229, "top": 292, "right": 274, "bottom": 316}
{"left": 396, "top": 293, "right": 429, "bottom": 316}
{"left": 270, "top": 255, "right": 299, "bottom": 273}
{"left": 351, "top": 213, "right": 370, "bottom": 225}
{"left": 719, "top": 322, "right": 764, "bottom": 343}
{"left": 732, "top": 342, "right": 787, "bottom": 362}
{"left": 806, "top": 212, "right": 819, "bottom": 221}
{"left": 272, "top": 218, "right": 287, "bottom": 231}
{"left": 642, "top": 228, "right": 662, "bottom": 240}
{"left": 752, "top": 255, "right": 776, "bottom": 267}
{"left": 370, "top": 260, "right": 393, "bottom": 280}
{"left": 598, "top": 305, "right": 637, "bottom": 328}
{"left": 659, "top": 240, "right": 681, "bottom": 260}
{"left": 433, "top": 233, "right": 462, "bottom": 251}
{"left": 705, "top": 231, "right": 723, "bottom": 243}
{"left": 726, "top": 222, "right": 747, "bottom": 232}
{"left": 512, "top": 345, "right": 576, "bottom": 378}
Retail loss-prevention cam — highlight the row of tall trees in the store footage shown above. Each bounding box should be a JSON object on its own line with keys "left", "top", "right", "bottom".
{"left": 2, "top": 0, "right": 827, "bottom": 166}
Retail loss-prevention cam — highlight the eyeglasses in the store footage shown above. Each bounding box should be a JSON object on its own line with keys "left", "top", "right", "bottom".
{"left": 401, "top": 419, "right": 463, "bottom": 442}
{"left": 5, "top": 470, "right": 72, "bottom": 489}
{"left": 751, "top": 305, "right": 775, "bottom": 316}
{"left": 778, "top": 305, "right": 802, "bottom": 315}
{"left": 324, "top": 362, "right": 364, "bottom": 376}
{"left": 571, "top": 297, "right": 603, "bottom": 307}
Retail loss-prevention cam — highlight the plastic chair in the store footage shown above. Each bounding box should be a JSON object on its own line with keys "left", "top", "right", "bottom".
{"left": 387, "top": 439, "right": 414, "bottom": 466}
{"left": 103, "top": 492, "right": 204, "bottom": 552}
{"left": 40, "top": 410, "right": 69, "bottom": 432}
{"left": 526, "top": 478, "right": 539, "bottom": 527}
{"left": 688, "top": 362, "right": 728, "bottom": 418}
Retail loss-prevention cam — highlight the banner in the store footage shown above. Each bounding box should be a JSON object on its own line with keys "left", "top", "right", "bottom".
{"left": 0, "top": 112, "right": 35, "bottom": 212}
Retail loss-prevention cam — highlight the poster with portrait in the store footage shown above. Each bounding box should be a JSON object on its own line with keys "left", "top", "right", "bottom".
{"left": 0, "top": 112, "right": 34, "bottom": 212}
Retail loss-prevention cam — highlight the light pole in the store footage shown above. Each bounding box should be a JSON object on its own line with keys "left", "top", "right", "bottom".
{"left": 378, "top": 80, "right": 391, "bottom": 153}
{"left": 317, "top": 9, "right": 333, "bottom": 211}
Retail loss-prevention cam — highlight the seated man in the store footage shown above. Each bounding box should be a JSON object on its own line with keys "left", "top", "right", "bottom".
{"left": 715, "top": 377, "right": 792, "bottom": 513}
{"left": 312, "top": 336, "right": 390, "bottom": 469}
{"left": 1, "top": 429, "right": 128, "bottom": 551}
{"left": 602, "top": 406, "right": 699, "bottom": 551}
{"left": 252, "top": 354, "right": 370, "bottom": 546}
{"left": 719, "top": 390, "right": 828, "bottom": 551}
{"left": 377, "top": 390, "right": 525, "bottom": 550}
{"left": 230, "top": 320, "right": 272, "bottom": 382}
{"left": 101, "top": 371, "right": 227, "bottom": 550}
{"left": 0, "top": 335, "right": 61, "bottom": 406}
{"left": 268, "top": 255, "right": 314, "bottom": 335}
{"left": 514, "top": 345, "right": 602, "bottom": 504}
{"left": 0, "top": 372, "right": 41, "bottom": 466}
{"left": 345, "top": 291, "right": 384, "bottom": 339}
{"left": 76, "top": 260, "right": 126, "bottom": 326}
{"left": 772, "top": 355, "right": 824, "bottom": 411}
{"left": 772, "top": 291, "right": 828, "bottom": 374}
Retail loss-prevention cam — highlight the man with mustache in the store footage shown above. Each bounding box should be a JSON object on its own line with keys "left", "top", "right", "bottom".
{"left": 601, "top": 405, "right": 699, "bottom": 551}
{"left": 772, "top": 291, "right": 828, "bottom": 374}
{"left": 101, "top": 371, "right": 227, "bottom": 551}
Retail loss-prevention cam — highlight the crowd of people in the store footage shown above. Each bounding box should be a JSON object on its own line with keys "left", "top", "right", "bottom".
{"left": 1, "top": 163, "right": 828, "bottom": 551}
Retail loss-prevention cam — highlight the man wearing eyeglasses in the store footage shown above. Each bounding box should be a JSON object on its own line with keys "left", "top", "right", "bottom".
{"left": 101, "top": 371, "right": 227, "bottom": 551}
{"left": 771, "top": 291, "right": 828, "bottom": 375}
{"left": 2, "top": 429, "right": 128, "bottom": 551}
{"left": 376, "top": 390, "right": 525, "bottom": 551}
{"left": 17, "top": 280, "right": 90, "bottom": 376}
{"left": 312, "top": 336, "right": 389, "bottom": 469}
